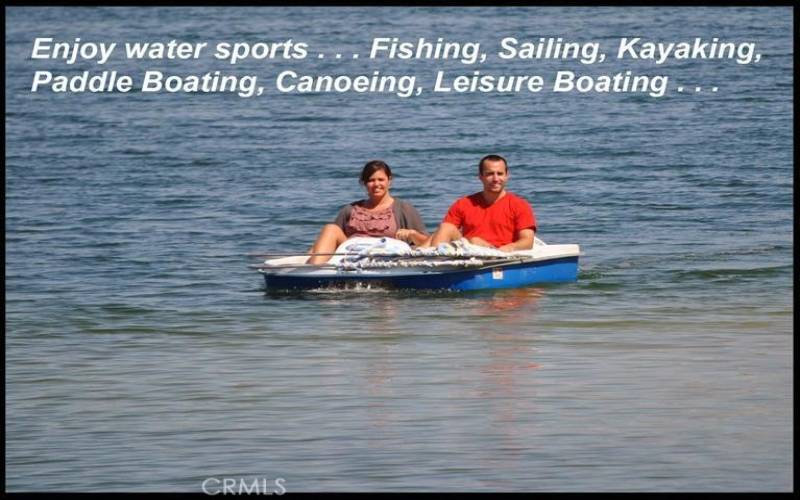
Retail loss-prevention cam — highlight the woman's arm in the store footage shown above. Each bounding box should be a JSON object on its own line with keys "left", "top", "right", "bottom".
{"left": 398, "top": 201, "right": 429, "bottom": 235}
{"left": 396, "top": 228, "right": 429, "bottom": 246}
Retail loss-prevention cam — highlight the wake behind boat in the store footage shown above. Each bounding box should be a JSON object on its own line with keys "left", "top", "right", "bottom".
{"left": 256, "top": 237, "right": 580, "bottom": 291}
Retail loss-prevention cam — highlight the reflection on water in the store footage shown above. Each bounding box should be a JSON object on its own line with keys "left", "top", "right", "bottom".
{"left": 364, "top": 341, "right": 394, "bottom": 432}
{"left": 477, "top": 291, "right": 542, "bottom": 481}
{"left": 347, "top": 286, "right": 547, "bottom": 486}
{"left": 479, "top": 287, "right": 545, "bottom": 314}
{"left": 362, "top": 297, "right": 401, "bottom": 432}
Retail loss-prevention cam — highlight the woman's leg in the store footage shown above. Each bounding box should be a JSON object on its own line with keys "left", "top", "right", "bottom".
{"left": 307, "top": 224, "right": 347, "bottom": 264}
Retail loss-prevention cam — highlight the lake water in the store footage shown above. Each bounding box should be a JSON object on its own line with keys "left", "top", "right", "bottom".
{"left": 5, "top": 6, "right": 793, "bottom": 492}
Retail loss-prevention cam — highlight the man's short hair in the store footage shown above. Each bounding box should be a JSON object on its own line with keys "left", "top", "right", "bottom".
{"left": 478, "top": 154, "right": 508, "bottom": 175}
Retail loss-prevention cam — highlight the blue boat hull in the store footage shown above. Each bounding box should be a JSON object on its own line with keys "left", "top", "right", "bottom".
{"left": 263, "top": 256, "right": 578, "bottom": 291}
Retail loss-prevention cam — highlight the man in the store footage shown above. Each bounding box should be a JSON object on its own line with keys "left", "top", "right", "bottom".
{"left": 426, "top": 154, "right": 536, "bottom": 251}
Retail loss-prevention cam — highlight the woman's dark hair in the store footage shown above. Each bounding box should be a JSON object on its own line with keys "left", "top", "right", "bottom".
{"left": 360, "top": 160, "right": 392, "bottom": 184}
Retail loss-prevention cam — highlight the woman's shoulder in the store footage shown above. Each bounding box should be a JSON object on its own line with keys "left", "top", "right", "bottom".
{"left": 392, "top": 198, "right": 419, "bottom": 210}
{"left": 393, "top": 199, "right": 423, "bottom": 216}
{"left": 341, "top": 200, "right": 366, "bottom": 210}
{"left": 334, "top": 201, "right": 364, "bottom": 221}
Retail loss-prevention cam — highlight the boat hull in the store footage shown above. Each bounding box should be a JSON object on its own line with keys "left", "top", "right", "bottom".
{"left": 262, "top": 255, "right": 578, "bottom": 291}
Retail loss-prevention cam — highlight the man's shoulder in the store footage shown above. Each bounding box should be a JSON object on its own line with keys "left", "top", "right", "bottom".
{"left": 462, "top": 192, "right": 485, "bottom": 204}
{"left": 505, "top": 191, "right": 529, "bottom": 201}
{"left": 504, "top": 192, "right": 532, "bottom": 206}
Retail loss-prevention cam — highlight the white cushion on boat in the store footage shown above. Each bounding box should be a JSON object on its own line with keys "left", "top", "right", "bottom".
{"left": 335, "top": 237, "right": 412, "bottom": 256}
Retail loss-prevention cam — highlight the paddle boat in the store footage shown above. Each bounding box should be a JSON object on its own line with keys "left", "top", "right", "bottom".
{"left": 256, "top": 237, "right": 580, "bottom": 291}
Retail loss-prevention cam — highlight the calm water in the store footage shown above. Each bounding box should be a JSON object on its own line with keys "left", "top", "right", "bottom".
{"left": 5, "top": 6, "right": 793, "bottom": 492}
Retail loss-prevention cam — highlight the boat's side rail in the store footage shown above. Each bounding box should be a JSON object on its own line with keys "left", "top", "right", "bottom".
{"left": 509, "top": 243, "right": 581, "bottom": 261}
{"left": 262, "top": 241, "right": 579, "bottom": 265}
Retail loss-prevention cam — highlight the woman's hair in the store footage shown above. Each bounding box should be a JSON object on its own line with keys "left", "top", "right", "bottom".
{"left": 360, "top": 160, "right": 392, "bottom": 184}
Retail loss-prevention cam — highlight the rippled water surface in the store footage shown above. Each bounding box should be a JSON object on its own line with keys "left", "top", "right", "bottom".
{"left": 5, "top": 6, "right": 793, "bottom": 492}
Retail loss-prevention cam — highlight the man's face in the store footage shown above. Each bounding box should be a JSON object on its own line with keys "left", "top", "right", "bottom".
{"left": 479, "top": 159, "right": 508, "bottom": 194}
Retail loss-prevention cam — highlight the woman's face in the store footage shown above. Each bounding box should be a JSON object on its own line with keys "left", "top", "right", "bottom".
{"left": 364, "top": 169, "right": 391, "bottom": 199}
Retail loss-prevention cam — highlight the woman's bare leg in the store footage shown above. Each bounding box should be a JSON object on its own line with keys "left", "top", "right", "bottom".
{"left": 307, "top": 224, "right": 347, "bottom": 264}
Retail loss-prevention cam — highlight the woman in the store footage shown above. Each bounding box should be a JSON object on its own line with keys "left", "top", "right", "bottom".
{"left": 307, "top": 160, "right": 428, "bottom": 264}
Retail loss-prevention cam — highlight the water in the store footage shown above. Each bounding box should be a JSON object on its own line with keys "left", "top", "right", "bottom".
{"left": 5, "top": 6, "right": 793, "bottom": 492}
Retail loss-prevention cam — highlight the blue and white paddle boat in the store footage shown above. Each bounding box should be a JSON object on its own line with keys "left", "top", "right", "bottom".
{"left": 257, "top": 237, "right": 580, "bottom": 291}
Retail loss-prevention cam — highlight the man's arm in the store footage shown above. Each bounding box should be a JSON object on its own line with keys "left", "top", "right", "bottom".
{"left": 467, "top": 236, "right": 494, "bottom": 248}
{"left": 498, "top": 229, "right": 535, "bottom": 252}
{"left": 428, "top": 222, "right": 462, "bottom": 246}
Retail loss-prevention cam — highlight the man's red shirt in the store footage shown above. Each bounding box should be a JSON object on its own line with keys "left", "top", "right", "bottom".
{"left": 442, "top": 191, "right": 536, "bottom": 247}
